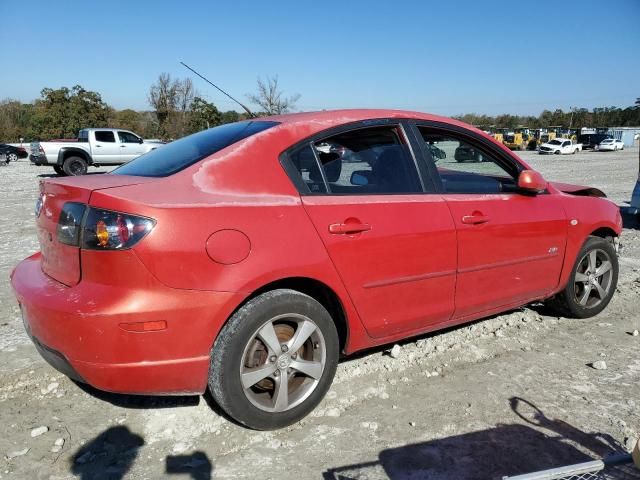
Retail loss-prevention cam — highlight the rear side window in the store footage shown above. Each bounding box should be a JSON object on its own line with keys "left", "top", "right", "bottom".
{"left": 286, "top": 125, "right": 422, "bottom": 195}
{"left": 113, "top": 121, "right": 279, "bottom": 177}
{"left": 95, "top": 131, "right": 115, "bottom": 142}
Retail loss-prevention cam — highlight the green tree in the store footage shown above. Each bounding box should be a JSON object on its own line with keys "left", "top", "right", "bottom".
{"left": 29, "top": 85, "right": 110, "bottom": 140}
{"left": 187, "top": 97, "right": 222, "bottom": 133}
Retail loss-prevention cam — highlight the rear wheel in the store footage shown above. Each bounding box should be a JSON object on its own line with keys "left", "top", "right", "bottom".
{"left": 209, "top": 289, "right": 339, "bottom": 430}
{"left": 62, "top": 156, "right": 88, "bottom": 176}
{"left": 7, "top": 152, "right": 18, "bottom": 162}
{"left": 547, "top": 236, "right": 618, "bottom": 318}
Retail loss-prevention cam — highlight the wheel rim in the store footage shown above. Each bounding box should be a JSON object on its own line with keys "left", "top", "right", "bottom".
{"left": 574, "top": 248, "right": 614, "bottom": 308}
{"left": 69, "top": 160, "right": 84, "bottom": 175}
{"left": 8, "top": 153, "right": 17, "bottom": 162}
{"left": 239, "top": 313, "right": 326, "bottom": 413}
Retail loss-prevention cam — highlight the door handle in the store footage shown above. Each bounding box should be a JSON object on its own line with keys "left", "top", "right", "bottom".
{"left": 461, "top": 212, "right": 490, "bottom": 225}
{"left": 95, "top": 144, "right": 102, "bottom": 147}
{"left": 120, "top": 145, "right": 126, "bottom": 148}
{"left": 329, "top": 222, "right": 371, "bottom": 235}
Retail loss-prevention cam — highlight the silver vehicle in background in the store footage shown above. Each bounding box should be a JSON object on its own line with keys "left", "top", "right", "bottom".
{"left": 30, "top": 128, "right": 162, "bottom": 176}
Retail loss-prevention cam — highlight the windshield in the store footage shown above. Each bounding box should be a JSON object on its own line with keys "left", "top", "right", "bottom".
{"left": 548, "top": 139, "right": 562, "bottom": 145}
{"left": 112, "top": 121, "right": 279, "bottom": 177}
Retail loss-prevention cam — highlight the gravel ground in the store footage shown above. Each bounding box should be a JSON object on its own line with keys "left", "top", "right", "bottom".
{"left": 0, "top": 151, "right": 639, "bottom": 480}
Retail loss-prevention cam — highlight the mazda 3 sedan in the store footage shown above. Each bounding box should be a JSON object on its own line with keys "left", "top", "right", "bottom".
{"left": 11, "top": 110, "right": 622, "bottom": 430}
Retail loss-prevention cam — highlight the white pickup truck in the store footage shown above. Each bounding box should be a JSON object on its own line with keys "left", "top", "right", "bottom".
{"left": 538, "top": 138, "right": 583, "bottom": 155}
{"left": 30, "top": 128, "right": 162, "bottom": 175}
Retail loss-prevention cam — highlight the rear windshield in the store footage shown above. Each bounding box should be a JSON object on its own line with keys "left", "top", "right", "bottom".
{"left": 112, "top": 120, "right": 279, "bottom": 177}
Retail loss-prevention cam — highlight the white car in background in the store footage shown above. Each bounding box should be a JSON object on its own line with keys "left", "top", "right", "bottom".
{"left": 597, "top": 138, "right": 624, "bottom": 151}
{"left": 538, "top": 139, "right": 582, "bottom": 155}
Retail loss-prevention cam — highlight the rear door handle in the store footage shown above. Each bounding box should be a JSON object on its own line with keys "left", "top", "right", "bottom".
{"left": 329, "top": 222, "right": 371, "bottom": 235}
{"left": 461, "top": 212, "right": 490, "bottom": 225}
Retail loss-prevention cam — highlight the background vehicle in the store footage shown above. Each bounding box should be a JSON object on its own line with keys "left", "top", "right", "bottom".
{"left": 578, "top": 133, "right": 612, "bottom": 150}
{"left": 30, "top": 128, "right": 161, "bottom": 176}
{"left": 538, "top": 139, "right": 582, "bottom": 155}
{"left": 0, "top": 144, "right": 28, "bottom": 162}
{"left": 597, "top": 138, "right": 624, "bottom": 151}
{"left": 503, "top": 127, "right": 530, "bottom": 151}
{"left": 11, "top": 110, "right": 622, "bottom": 430}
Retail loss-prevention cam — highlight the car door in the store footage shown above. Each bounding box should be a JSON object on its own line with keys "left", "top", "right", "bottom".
{"left": 283, "top": 122, "right": 457, "bottom": 339}
{"left": 117, "top": 131, "right": 145, "bottom": 163}
{"left": 412, "top": 123, "right": 568, "bottom": 320}
{"left": 91, "top": 130, "right": 120, "bottom": 164}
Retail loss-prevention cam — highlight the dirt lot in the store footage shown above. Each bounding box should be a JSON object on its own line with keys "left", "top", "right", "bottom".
{"left": 0, "top": 150, "right": 639, "bottom": 480}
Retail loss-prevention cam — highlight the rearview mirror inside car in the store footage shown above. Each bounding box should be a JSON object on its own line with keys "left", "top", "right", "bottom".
{"left": 518, "top": 170, "right": 547, "bottom": 193}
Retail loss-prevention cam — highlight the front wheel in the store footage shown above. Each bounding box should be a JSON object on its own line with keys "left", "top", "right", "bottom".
{"left": 209, "top": 289, "right": 339, "bottom": 430}
{"left": 7, "top": 152, "right": 18, "bottom": 162}
{"left": 547, "top": 236, "right": 618, "bottom": 318}
{"left": 555, "top": 150, "right": 560, "bottom": 155}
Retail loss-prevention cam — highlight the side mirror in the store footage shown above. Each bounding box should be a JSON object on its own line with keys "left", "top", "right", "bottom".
{"left": 518, "top": 170, "right": 547, "bottom": 193}
{"left": 138, "top": 137, "right": 144, "bottom": 144}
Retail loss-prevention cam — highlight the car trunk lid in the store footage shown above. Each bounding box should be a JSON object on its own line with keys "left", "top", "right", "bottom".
{"left": 36, "top": 175, "right": 155, "bottom": 286}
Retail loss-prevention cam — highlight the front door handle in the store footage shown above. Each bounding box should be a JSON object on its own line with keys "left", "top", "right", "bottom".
{"left": 329, "top": 222, "right": 371, "bottom": 235}
{"left": 461, "top": 212, "right": 490, "bottom": 225}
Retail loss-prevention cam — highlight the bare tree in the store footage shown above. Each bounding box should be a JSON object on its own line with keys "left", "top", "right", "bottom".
{"left": 247, "top": 76, "right": 300, "bottom": 115}
{"left": 148, "top": 74, "right": 198, "bottom": 138}
{"left": 148, "top": 73, "right": 177, "bottom": 135}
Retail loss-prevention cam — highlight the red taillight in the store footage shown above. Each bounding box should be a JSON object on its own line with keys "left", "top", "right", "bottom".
{"left": 56, "top": 203, "right": 155, "bottom": 250}
{"left": 116, "top": 215, "right": 130, "bottom": 244}
{"left": 39, "top": 145, "right": 45, "bottom": 155}
{"left": 82, "top": 207, "right": 155, "bottom": 250}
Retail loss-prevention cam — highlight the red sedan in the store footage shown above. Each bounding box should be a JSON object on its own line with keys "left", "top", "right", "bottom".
{"left": 11, "top": 110, "right": 622, "bottom": 430}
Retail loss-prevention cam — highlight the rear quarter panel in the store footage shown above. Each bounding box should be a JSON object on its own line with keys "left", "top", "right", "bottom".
{"left": 88, "top": 126, "right": 372, "bottom": 353}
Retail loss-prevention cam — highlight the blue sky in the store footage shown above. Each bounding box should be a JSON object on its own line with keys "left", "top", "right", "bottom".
{"left": 1, "top": 0, "right": 638, "bottom": 116}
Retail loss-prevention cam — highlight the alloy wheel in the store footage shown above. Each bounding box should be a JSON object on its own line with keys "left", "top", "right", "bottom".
{"left": 574, "top": 248, "right": 614, "bottom": 308}
{"left": 239, "top": 313, "right": 326, "bottom": 413}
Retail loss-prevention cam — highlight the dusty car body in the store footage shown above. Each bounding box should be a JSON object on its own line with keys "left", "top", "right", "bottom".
{"left": 11, "top": 110, "right": 622, "bottom": 429}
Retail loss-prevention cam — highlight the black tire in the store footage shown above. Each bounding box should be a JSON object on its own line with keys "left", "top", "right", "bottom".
{"left": 554, "top": 150, "right": 561, "bottom": 155}
{"left": 209, "top": 289, "right": 339, "bottom": 430}
{"left": 547, "top": 236, "right": 618, "bottom": 318}
{"left": 7, "top": 152, "right": 18, "bottom": 163}
{"left": 53, "top": 165, "right": 65, "bottom": 176}
{"left": 62, "top": 156, "right": 88, "bottom": 176}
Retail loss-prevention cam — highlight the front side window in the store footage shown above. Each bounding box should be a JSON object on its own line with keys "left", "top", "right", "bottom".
{"left": 416, "top": 127, "right": 518, "bottom": 194}
{"left": 118, "top": 131, "right": 141, "bottom": 143}
{"left": 287, "top": 125, "right": 422, "bottom": 195}
{"left": 94, "top": 131, "right": 115, "bottom": 142}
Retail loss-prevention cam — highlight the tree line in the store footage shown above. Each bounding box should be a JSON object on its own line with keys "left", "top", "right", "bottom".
{"left": 0, "top": 76, "right": 638, "bottom": 143}
{"left": 454, "top": 101, "right": 640, "bottom": 131}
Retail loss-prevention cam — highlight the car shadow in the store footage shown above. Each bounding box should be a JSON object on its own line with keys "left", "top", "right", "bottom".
{"left": 323, "top": 397, "right": 635, "bottom": 480}
{"left": 73, "top": 381, "right": 200, "bottom": 409}
{"left": 70, "top": 426, "right": 214, "bottom": 479}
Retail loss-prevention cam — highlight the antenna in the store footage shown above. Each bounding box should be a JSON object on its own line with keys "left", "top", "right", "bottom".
{"left": 180, "top": 61, "right": 255, "bottom": 118}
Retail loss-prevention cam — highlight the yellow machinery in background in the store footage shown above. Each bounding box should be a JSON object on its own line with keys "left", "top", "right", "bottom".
{"left": 503, "top": 127, "right": 531, "bottom": 151}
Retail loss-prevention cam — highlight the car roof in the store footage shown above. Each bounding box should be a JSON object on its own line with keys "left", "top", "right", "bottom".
{"left": 264, "top": 108, "right": 475, "bottom": 131}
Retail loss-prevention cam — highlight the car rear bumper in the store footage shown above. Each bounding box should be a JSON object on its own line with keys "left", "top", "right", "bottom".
{"left": 10, "top": 252, "right": 243, "bottom": 395}
{"left": 29, "top": 154, "right": 49, "bottom": 165}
